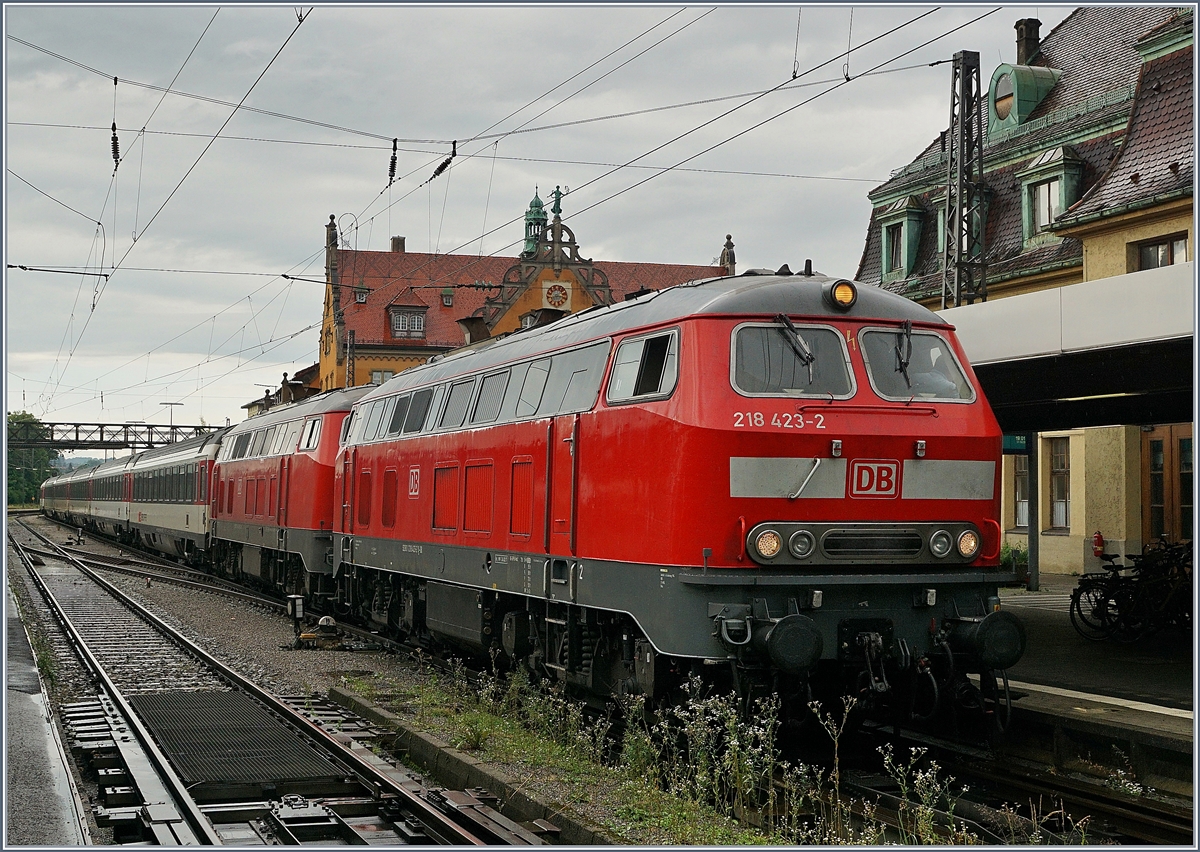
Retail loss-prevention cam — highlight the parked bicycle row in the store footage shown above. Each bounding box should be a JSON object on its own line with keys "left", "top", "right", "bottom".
{"left": 1069, "top": 538, "right": 1192, "bottom": 643}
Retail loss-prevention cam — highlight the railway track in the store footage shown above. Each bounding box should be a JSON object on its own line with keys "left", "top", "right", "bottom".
{"left": 853, "top": 722, "right": 1193, "bottom": 845}
{"left": 9, "top": 526, "right": 555, "bottom": 846}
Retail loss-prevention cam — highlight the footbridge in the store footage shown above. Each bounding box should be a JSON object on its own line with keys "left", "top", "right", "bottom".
{"left": 939, "top": 262, "right": 1195, "bottom": 433}
{"left": 7, "top": 422, "right": 222, "bottom": 452}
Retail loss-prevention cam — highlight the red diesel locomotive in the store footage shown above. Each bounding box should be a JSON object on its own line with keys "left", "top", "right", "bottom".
{"left": 328, "top": 270, "right": 1024, "bottom": 718}
{"left": 43, "top": 269, "right": 1025, "bottom": 723}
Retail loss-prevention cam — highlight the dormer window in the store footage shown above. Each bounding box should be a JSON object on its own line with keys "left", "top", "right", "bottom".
{"left": 876, "top": 196, "right": 924, "bottom": 282}
{"left": 441, "top": 288, "right": 454, "bottom": 307}
{"left": 993, "top": 72, "right": 1014, "bottom": 120}
{"left": 355, "top": 289, "right": 368, "bottom": 304}
{"left": 988, "top": 63, "right": 1061, "bottom": 137}
{"left": 1018, "top": 147, "right": 1081, "bottom": 245}
{"left": 389, "top": 308, "right": 427, "bottom": 339}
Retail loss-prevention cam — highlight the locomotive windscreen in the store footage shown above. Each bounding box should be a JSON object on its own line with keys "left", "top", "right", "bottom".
{"left": 733, "top": 324, "right": 853, "bottom": 396}
{"left": 860, "top": 329, "right": 975, "bottom": 402}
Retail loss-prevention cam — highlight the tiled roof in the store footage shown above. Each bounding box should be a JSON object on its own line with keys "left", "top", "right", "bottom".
{"left": 1057, "top": 39, "right": 1194, "bottom": 224}
{"left": 335, "top": 248, "right": 721, "bottom": 348}
{"left": 859, "top": 133, "right": 1120, "bottom": 295}
{"left": 857, "top": 6, "right": 1183, "bottom": 293}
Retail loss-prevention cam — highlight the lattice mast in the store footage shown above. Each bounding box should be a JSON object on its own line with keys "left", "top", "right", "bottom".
{"left": 941, "top": 50, "right": 988, "bottom": 308}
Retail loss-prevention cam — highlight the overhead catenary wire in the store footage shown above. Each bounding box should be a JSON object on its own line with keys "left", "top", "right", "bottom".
{"left": 37, "top": 11, "right": 310, "bottom": 415}
{"left": 333, "top": 7, "right": 944, "bottom": 310}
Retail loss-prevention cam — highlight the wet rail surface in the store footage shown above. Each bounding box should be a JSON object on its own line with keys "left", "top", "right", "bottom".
{"left": 9, "top": 521, "right": 555, "bottom": 846}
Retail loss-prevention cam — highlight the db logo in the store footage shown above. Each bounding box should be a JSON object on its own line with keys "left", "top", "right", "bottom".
{"left": 849, "top": 460, "right": 900, "bottom": 498}
{"left": 408, "top": 466, "right": 420, "bottom": 499}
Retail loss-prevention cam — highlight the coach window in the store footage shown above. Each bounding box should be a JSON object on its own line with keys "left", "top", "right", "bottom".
{"left": 384, "top": 395, "right": 410, "bottom": 437}
{"left": 472, "top": 370, "right": 509, "bottom": 424}
{"left": 300, "top": 418, "right": 322, "bottom": 451}
{"left": 516, "top": 359, "right": 551, "bottom": 417}
{"left": 608, "top": 329, "right": 679, "bottom": 403}
{"left": 407, "top": 387, "right": 436, "bottom": 433}
{"left": 860, "top": 328, "right": 974, "bottom": 402}
{"left": 733, "top": 323, "right": 854, "bottom": 398}
{"left": 440, "top": 378, "right": 476, "bottom": 429}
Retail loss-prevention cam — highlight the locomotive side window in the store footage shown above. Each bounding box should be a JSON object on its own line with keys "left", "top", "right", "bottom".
{"left": 385, "top": 395, "right": 411, "bottom": 437}
{"left": 249, "top": 429, "right": 268, "bottom": 457}
{"left": 471, "top": 370, "right": 509, "bottom": 424}
{"left": 231, "top": 432, "right": 252, "bottom": 459}
{"left": 538, "top": 340, "right": 611, "bottom": 416}
{"left": 440, "top": 379, "right": 476, "bottom": 429}
{"left": 859, "top": 328, "right": 975, "bottom": 402}
{"left": 516, "top": 359, "right": 551, "bottom": 417}
{"left": 299, "top": 418, "right": 322, "bottom": 451}
{"left": 732, "top": 323, "right": 854, "bottom": 397}
{"left": 406, "top": 388, "right": 436, "bottom": 433}
{"left": 364, "top": 400, "right": 386, "bottom": 442}
{"left": 607, "top": 330, "right": 679, "bottom": 403}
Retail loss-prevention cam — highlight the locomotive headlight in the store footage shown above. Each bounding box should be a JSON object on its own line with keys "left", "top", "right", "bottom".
{"left": 824, "top": 279, "right": 858, "bottom": 311}
{"left": 957, "top": 530, "right": 980, "bottom": 559}
{"left": 929, "top": 530, "right": 953, "bottom": 558}
{"left": 789, "top": 530, "right": 816, "bottom": 559}
{"left": 755, "top": 530, "right": 783, "bottom": 559}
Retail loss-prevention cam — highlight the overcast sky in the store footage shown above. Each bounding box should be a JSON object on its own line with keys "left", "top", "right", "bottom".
{"left": 5, "top": 3, "right": 1075, "bottom": 443}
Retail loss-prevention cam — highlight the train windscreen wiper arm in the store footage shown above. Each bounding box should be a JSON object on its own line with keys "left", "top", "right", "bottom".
{"left": 774, "top": 313, "right": 815, "bottom": 385}
{"left": 895, "top": 319, "right": 913, "bottom": 388}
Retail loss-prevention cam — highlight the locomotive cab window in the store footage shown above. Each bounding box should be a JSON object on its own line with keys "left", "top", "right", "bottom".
{"left": 385, "top": 394, "right": 411, "bottom": 437}
{"left": 607, "top": 329, "right": 679, "bottom": 403}
{"left": 859, "top": 327, "right": 974, "bottom": 402}
{"left": 299, "top": 417, "right": 322, "bottom": 451}
{"left": 732, "top": 322, "right": 854, "bottom": 397}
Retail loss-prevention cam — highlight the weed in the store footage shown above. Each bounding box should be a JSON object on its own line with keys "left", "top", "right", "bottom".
{"left": 450, "top": 713, "right": 493, "bottom": 752}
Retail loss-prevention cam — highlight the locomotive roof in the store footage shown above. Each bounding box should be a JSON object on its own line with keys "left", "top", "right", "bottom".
{"left": 224, "top": 385, "right": 374, "bottom": 435}
{"left": 365, "top": 273, "right": 949, "bottom": 400}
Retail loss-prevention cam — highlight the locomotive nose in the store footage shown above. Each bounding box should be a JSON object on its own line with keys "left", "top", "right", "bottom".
{"left": 752, "top": 614, "right": 824, "bottom": 673}
{"left": 948, "top": 610, "right": 1027, "bottom": 670}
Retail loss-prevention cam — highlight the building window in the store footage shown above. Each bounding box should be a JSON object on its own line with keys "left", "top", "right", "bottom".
{"left": 1014, "top": 455, "right": 1029, "bottom": 528}
{"left": 886, "top": 223, "right": 903, "bottom": 273}
{"left": 1050, "top": 437, "right": 1070, "bottom": 529}
{"left": 370, "top": 370, "right": 394, "bottom": 384}
{"left": 442, "top": 288, "right": 454, "bottom": 307}
{"left": 1138, "top": 236, "right": 1188, "bottom": 270}
{"left": 1031, "top": 178, "right": 1060, "bottom": 232}
{"left": 390, "top": 310, "right": 426, "bottom": 339}
{"left": 355, "top": 289, "right": 368, "bottom": 303}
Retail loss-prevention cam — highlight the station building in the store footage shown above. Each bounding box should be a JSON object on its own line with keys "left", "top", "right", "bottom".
{"left": 855, "top": 7, "right": 1194, "bottom": 573}
{"left": 316, "top": 189, "right": 729, "bottom": 392}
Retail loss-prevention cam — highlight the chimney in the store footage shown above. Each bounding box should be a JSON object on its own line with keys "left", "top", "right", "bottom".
{"left": 456, "top": 316, "right": 491, "bottom": 344}
{"left": 391, "top": 236, "right": 406, "bottom": 253}
{"left": 1015, "top": 18, "right": 1041, "bottom": 64}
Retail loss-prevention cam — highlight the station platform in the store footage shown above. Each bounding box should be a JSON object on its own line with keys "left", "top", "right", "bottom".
{"left": 6, "top": 578, "right": 89, "bottom": 845}
{"left": 998, "top": 573, "right": 1193, "bottom": 798}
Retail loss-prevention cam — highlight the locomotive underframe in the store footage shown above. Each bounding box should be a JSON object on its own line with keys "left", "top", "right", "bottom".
{"left": 326, "top": 531, "right": 1022, "bottom": 710}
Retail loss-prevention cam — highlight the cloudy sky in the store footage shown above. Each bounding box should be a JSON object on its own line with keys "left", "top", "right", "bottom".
{"left": 6, "top": 3, "right": 1073, "bottom": 439}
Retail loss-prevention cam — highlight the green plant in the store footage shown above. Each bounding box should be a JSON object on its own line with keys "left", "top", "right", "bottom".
{"left": 450, "top": 712, "right": 493, "bottom": 751}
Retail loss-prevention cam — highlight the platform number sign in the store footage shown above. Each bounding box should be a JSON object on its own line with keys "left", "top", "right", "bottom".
{"left": 408, "top": 466, "right": 420, "bottom": 499}
{"left": 849, "top": 460, "right": 900, "bottom": 498}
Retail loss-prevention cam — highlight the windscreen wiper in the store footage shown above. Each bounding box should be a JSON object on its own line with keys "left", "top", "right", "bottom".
{"left": 895, "top": 319, "right": 913, "bottom": 388}
{"left": 774, "top": 313, "right": 815, "bottom": 384}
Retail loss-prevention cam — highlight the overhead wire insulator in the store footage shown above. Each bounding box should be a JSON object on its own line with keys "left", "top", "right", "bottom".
{"left": 388, "top": 138, "right": 397, "bottom": 186}
{"left": 111, "top": 122, "right": 120, "bottom": 170}
{"left": 423, "top": 140, "right": 457, "bottom": 186}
